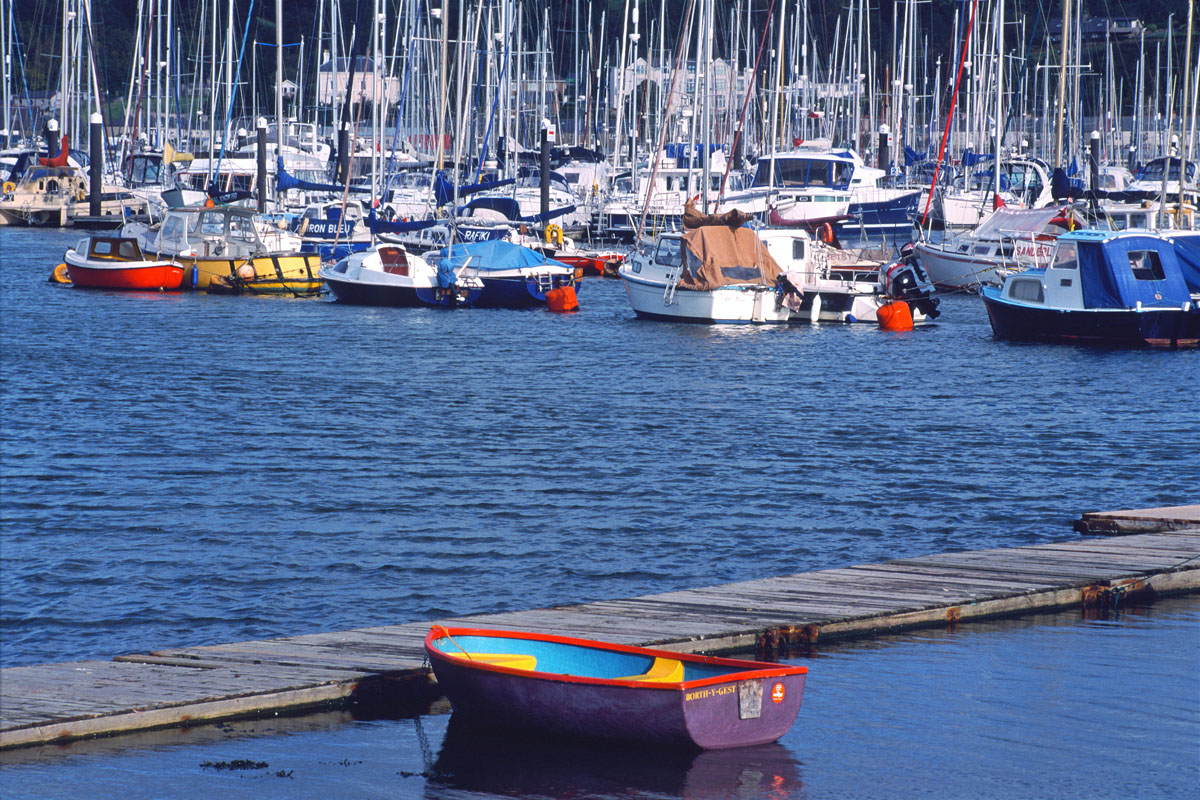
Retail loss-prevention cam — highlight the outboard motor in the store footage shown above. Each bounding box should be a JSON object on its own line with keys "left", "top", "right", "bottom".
{"left": 882, "top": 242, "right": 941, "bottom": 319}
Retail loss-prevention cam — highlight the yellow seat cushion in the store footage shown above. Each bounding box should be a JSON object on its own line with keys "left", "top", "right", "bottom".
{"left": 446, "top": 651, "right": 536, "bottom": 671}
{"left": 617, "top": 656, "right": 684, "bottom": 683}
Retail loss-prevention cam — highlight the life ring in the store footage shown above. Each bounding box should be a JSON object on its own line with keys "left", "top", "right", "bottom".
{"left": 817, "top": 222, "right": 834, "bottom": 244}
{"left": 544, "top": 223, "right": 563, "bottom": 247}
{"left": 1, "top": 181, "right": 14, "bottom": 194}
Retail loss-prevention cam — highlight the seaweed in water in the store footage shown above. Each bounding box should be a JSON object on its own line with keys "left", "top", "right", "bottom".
{"left": 200, "top": 760, "right": 269, "bottom": 771}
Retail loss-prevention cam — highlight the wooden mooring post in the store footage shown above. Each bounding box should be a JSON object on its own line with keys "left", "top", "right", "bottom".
{"left": 2, "top": 506, "right": 1198, "bottom": 751}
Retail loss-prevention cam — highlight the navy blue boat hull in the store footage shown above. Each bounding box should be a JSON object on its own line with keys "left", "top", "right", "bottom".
{"left": 982, "top": 289, "right": 1200, "bottom": 347}
{"left": 838, "top": 190, "right": 921, "bottom": 240}
{"left": 323, "top": 275, "right": 424, "bottom": 307}
{"left": 472, "top": 276, "right": 577, "bottom": 308}
{"left": 324, "top": 276, "right": 481, "bottom": 308}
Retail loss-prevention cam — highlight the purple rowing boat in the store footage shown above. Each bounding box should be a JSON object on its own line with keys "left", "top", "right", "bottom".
{"left": 424, "top": 626, "right": 808, "bottom": 750}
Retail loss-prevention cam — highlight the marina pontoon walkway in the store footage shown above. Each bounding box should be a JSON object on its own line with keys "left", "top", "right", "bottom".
{"left": 2, "top": 504, "right": 1197, "bottom": 750}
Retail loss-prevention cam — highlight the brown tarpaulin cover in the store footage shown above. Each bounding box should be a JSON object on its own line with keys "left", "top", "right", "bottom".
{"left": 678, "top": 225, "right": 783, "bottom": 290}
{"left": 683, "top": 197, "right": 754, "bottom": 230}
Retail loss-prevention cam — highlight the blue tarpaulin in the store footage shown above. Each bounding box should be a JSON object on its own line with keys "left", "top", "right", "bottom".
{"left": 961, "top": 150, "right": 994, "bottom": 167}
{"left": 432, "top": 239, "right": 571, "bottom": 273}
{"left": 1169, "top": 232, "right": 1200, "bottom": 294}
{"left": 432, "top": 171, "right": 515, "bottom": 207}
{"left": 1077, "top": 234, "right": 1193, "bottom": 309}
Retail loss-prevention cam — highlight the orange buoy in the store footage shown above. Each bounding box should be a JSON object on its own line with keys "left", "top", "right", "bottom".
{"left": 545, "top": 285, "right": 579, "bottom": 312}
{"left": 877, "top": 300, "right": 913, "bottom": 331}
{"left": 49, "top": 263, "right": 71, "bottom": 284}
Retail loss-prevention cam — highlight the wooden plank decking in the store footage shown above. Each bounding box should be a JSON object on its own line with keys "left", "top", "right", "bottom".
{"left": 1074, "top": 503, "right": 1200, "bottom": 535}
{"left": 3, "top": 518, "right": 1199, "bottom": 751}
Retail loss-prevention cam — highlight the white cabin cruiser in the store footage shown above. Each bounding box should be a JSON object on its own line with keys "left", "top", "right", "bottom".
{"left": 619, "top": 215, "right": 939, "bottom": 324}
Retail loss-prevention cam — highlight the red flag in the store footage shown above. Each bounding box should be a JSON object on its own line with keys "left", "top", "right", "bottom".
{"left": 38, "top": 135, "right": 69, "bottom": 167}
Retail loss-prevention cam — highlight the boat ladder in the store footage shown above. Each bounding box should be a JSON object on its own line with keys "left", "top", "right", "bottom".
{"left": 663, "top": 268, "right": 681, "bottom": 306}
{"left": 532, "top": 271, "right": 561, "bottom": 294}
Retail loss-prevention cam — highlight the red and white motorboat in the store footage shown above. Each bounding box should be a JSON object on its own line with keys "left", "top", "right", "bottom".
{"left": 62, "top": 236, "right": 184, "bottom": 290}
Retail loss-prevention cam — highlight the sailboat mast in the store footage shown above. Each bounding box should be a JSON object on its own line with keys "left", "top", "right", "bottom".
{"left": 1054, "top": 0, "right": 1070, "bottom": 167}
{"left": 208, "top": 0, "right": 217, "bottom": 182}
{"left": 1179, "top": 0, "right": 1194, "bottom": 214}
{"left": 60, "top": 0, "right": 71, "bottom": 142}
{"left": 276, "top": 0, "right": 284, "bottom": 153}
{"left": 994, "top": 0, "right": 1003, "bottom": 209}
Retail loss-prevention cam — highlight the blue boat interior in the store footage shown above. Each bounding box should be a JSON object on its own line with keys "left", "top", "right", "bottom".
{"left": 431, "top": 634, "right": 738, "bottom": 682}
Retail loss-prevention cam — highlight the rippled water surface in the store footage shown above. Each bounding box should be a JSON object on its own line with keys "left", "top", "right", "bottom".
{"left": 2, "top": 227, "right": 1198, "bottom": 668}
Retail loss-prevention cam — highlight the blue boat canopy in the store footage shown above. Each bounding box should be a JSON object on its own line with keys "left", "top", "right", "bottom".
{"left": 1167, "top": 231, "right": 1200, "bottom": 295}
{"left": 1072, "top": 232, "right": 1193, "bottom": 308}
{"left": 433, "top": 239, "right": 571, "bottom": 273}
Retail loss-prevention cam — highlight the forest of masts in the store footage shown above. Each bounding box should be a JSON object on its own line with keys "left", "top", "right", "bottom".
{"left": 2, "top": 0, "right": 1198, "bottom": 177}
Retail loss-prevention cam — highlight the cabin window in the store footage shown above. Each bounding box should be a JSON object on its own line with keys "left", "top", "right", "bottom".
{"left": 807, "top": 161, "right": 832, "bottom": 186}
{"left": 91, "top": 240, "right": 114, "bottom": 256}
{"left": 792, "top": 239, "right": 806, "bottom": 260}
{"left": 655, "top": 238, "right": 683, "bottom": 267}
{"left": 161, "top": 216, "right": 187, "bottom": 242}
{"left": 1128, "top": 250, "right": 1166, "bottom": 281}
{"left": 1008, "top": 278, "right": 1044, "bottom": 302}
{"left": 118, "top": 241, "right": 140, "bottom": 259}
{"left": 229, "top": 216, "right": 256, "bottom": 242}
{"left": 197, "top": 212, "right": 225, "bottom": 235}
{"left": 1051, "top": 242, "right": 1078, "bottom": 270}
{"left": 379, "top": 247, "right": 409, "bottom": 276}
{"left": 774, "top": 159, "right": 811, "bottom": 186}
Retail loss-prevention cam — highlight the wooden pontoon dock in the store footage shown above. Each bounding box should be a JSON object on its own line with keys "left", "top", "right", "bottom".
{"left": 2, "top": 505, "right": 1198, "bottom": 751}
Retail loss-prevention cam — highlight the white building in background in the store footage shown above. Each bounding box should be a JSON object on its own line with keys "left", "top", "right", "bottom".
{"left": 316, "top": 57, "right": 401, "bottom": 107}
{"left": 611, "top": 57, "right": 755, "bottom": 115}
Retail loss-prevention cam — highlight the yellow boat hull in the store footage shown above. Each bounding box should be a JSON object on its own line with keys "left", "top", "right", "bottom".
{"left": 144, "top": 250, "right": 324, "bottom": 295}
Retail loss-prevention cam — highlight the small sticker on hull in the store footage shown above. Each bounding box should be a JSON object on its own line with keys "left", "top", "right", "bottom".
{"left": 738, "top": 679, "right": 763, "bottom": 719}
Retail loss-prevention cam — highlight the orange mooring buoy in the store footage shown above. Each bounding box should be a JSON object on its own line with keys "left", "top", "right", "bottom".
{"left": 545, "top": 286, "right": 579, "bottom": 312}
{"left": 49, "top": 263, "right": 71, "bottom": 284}
{"left": 877, "top": 300, "right": 913, "bottom": 331}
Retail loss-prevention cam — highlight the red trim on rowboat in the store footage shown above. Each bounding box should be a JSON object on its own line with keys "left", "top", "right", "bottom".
{"left": 425, "top": 626, "right": 807, "bottom": 690}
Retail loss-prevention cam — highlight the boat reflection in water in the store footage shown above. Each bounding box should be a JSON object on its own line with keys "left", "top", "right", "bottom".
{"left": 428, "top": 714, "right": 804, "bottom": 799}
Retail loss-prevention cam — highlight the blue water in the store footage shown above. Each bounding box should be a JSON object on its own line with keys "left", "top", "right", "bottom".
{"left": 1, "top": 227, "right": 1198, "bottom": 669}
{"left": 2, "top": 596, "right": 1197, "bottom": 798}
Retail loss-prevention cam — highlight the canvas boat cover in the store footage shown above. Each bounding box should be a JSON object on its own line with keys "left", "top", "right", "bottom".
{"left": 1167, "top": 231, "right": 1200, "bottom": 295}
{"left": 971, "top": 205, "right": 1076, "bottom": 239}
{"left": 432, "top": 239, "right": 571, "bottom": 273}
{"left": 1075, "top": 233, "right": 1193, "bottom": 309}
{"left": 682, "top": 198, "right": 754, "bottom": 229}
{"left": 678, "top": 225, "right": 783, "bottom": 290}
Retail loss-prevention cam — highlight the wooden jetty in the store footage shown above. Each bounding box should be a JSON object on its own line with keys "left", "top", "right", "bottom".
{"left": 3, "top": 506, "right": 1199, "bottom": 751}
{"left": 1073, "top": 503, "right": 1200, "bottom": 535}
